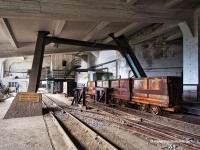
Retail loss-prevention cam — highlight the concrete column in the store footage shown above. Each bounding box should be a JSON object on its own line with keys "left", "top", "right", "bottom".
{"left": 179, "top": 17, "right": 199, "bottom": 101}
{"left": 51, "top": 54, "right": 73, "bottom": 70}
{"left": 0, "top": 59, "right": 6, "bottom": 80}
{"left": 28, "top": 31, "right": 49, "bottom": 92}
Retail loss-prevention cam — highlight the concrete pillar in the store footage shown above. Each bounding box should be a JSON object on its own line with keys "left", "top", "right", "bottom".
{"left": 51, "top": 54, "right": 73, "bottom": 70}
{"left": 179, "top": 17, "right": 199, "bottom": 101}
{"left": 0, "top": 59, "right": 5, "bottom": 80}
{"left": 90, "top": 51, "right": 99, "bottom": 58}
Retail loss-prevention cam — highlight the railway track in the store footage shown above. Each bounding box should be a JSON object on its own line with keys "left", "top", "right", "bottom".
{"left": 42, "top": 94, "right": 200, "bottom": 150}
{"left": 87, "top": 103, "right": 200, "bottom": 149}
{"left": 42, "top": 94, "right": 118, "bottom": 150}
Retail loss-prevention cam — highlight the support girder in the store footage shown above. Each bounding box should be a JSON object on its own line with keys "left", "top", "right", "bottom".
{"left": 29, "top": 31, "right": 146, "bottom": 92}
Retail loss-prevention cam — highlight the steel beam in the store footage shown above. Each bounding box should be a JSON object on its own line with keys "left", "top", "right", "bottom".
{"left": 109, "top": 34, "right": 146, "bottom": 78}
{"left": 29, "top": 31, "right": 145, "bottom": 93}
{"left": 44, "top": 36, "right": 126, "bottom": 51}
{"left": 28, "top": 31, "right": 49, "bottom": 92}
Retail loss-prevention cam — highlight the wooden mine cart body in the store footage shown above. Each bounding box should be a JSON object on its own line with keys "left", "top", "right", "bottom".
{"left": 96, "top": 80, "right": 110, "bottom": 88}
{"left": 87, "top": 81, "right": 96, "bottom": 96}
{"left": 109, "top": 79, "right": 131, "bottom": 102}
{"left": 131, "top": 76, "right": 182, "bottom": 112}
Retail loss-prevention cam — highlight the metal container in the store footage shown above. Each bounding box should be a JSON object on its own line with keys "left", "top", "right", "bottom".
{"left": 103, "top": 81, "right": 110, "bottom": 88}
{"left": 131, "top": 76, "right": 182, "bottom": 110}
{"left": 87, "top": 81, "right": 96, "bottom": 95}
{"left": 47, "top": 81, "right": 63, "bottom": 94}
{"left": 97, "top": 81, "right": 103, "bottom": 87}
{"left": 63, "top": 81, "right": 76, "bottom": 97}
{"left": 110, "top": 79, "right": 131, "bottom": 101}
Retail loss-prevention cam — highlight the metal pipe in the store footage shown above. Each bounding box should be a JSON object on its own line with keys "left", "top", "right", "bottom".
{"left": 89, "top": 60, "right": 117, "bottom": 69}
{"left": 116, "top": 60, "right": 118, "bottom": 79}
{"left": 128, "top": 70, "right": 132, "bottom": 78}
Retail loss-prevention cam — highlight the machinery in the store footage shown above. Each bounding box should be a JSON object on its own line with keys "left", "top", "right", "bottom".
{"left": 87, "top": 76, "right": 182, "bottom": 115}
{"left": 63, "top": 81, "right": 77, "bottom": 97}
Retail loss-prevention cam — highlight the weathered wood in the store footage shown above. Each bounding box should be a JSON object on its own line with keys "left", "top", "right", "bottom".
{"left": 0, "top": 18, "right": 18, "bottom": 49}
{"left": 49, "top": 112, "right": 78, "bottom": 150}
{"left": 67, "top": 113, "right": 118, "bottom": 150}
{"left": 0, "top": 0, "right": 184, "bottom": 23}
{"left": 4, "top": 93, "right": 43, "bottom": 119}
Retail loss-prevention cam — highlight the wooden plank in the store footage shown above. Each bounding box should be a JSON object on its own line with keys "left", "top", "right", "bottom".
{"left": 0, "top": 0, "right": 183, "bottom": 23}
{"left": 68, "top": 113, "right": 118, "bottom": 150}
{"left": 0, "top": 18, "right": 18, "bottom": 49}
{"left": 49, "top": 112, "right": 78, "bottom": 150}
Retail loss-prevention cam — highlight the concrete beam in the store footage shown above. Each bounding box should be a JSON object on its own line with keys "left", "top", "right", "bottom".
{"left": 53, "top": 20, "right": 66, "bottom": 36}
{"left": 166, "top": 32, "right": 182, "bottom": 41}
{"left": 90, "top": 51, "right": 99, "bottom": 58}
{"left": 126, "top": 0, "right": 138, "bottom": 5}
{"left": 51, "top": 20, "right": 66, "bottom": 47}
{"left": 0, "top": 43, "right": 100, "bottom": 58}
{"left": 129, "top": 23, "right": 178, "bottom": 45}
{"left": 182, "top": 8, "right": 195, "bottom": 37}
{"left": 82, "top": 22, "right": 110, "bottom": 41}
{"left": 178, "top": 21, "right": 193, "bottom": 39}
{"left": 103, "top": 23, "right": 149, "bottom": 43}
{"left": 0, "top": 18, "right": 18, "bottom": 49}
{"left": 165, "top": 0, "right": 184, "bottom": 8}
{"left": 0, "top": 0, "right": 183, "bottom": 23}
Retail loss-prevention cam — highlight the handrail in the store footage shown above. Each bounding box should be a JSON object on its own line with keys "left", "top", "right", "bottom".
{"left": 45, "top": 58, "right": 81, "bottom": 79}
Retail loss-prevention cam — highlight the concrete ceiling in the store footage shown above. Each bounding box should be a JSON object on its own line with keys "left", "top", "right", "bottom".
{"left": 0, "top": 0, "right": 198, "bottom": 58}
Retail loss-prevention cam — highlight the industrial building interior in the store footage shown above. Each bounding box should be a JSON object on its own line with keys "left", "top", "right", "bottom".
{"left": 0, "top": 0, "right": 200, "bottom": 150}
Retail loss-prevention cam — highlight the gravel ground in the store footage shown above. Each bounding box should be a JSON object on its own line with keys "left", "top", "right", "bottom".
{"left": 43, "top": 93, "right": 200, "bottom": 150}
{"left": 44, "top": 94, "right": 167, "bottom": 149}
{"left": 55, "top": 112, "right": 117, "bottom": 150}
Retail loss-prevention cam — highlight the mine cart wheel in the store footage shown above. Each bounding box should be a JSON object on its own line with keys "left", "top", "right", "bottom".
{"left": 150, "top": 105, "right": 162, "bottom": 115}
{"left": 140, "top": 104, "right": 149, "bottom": 112}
